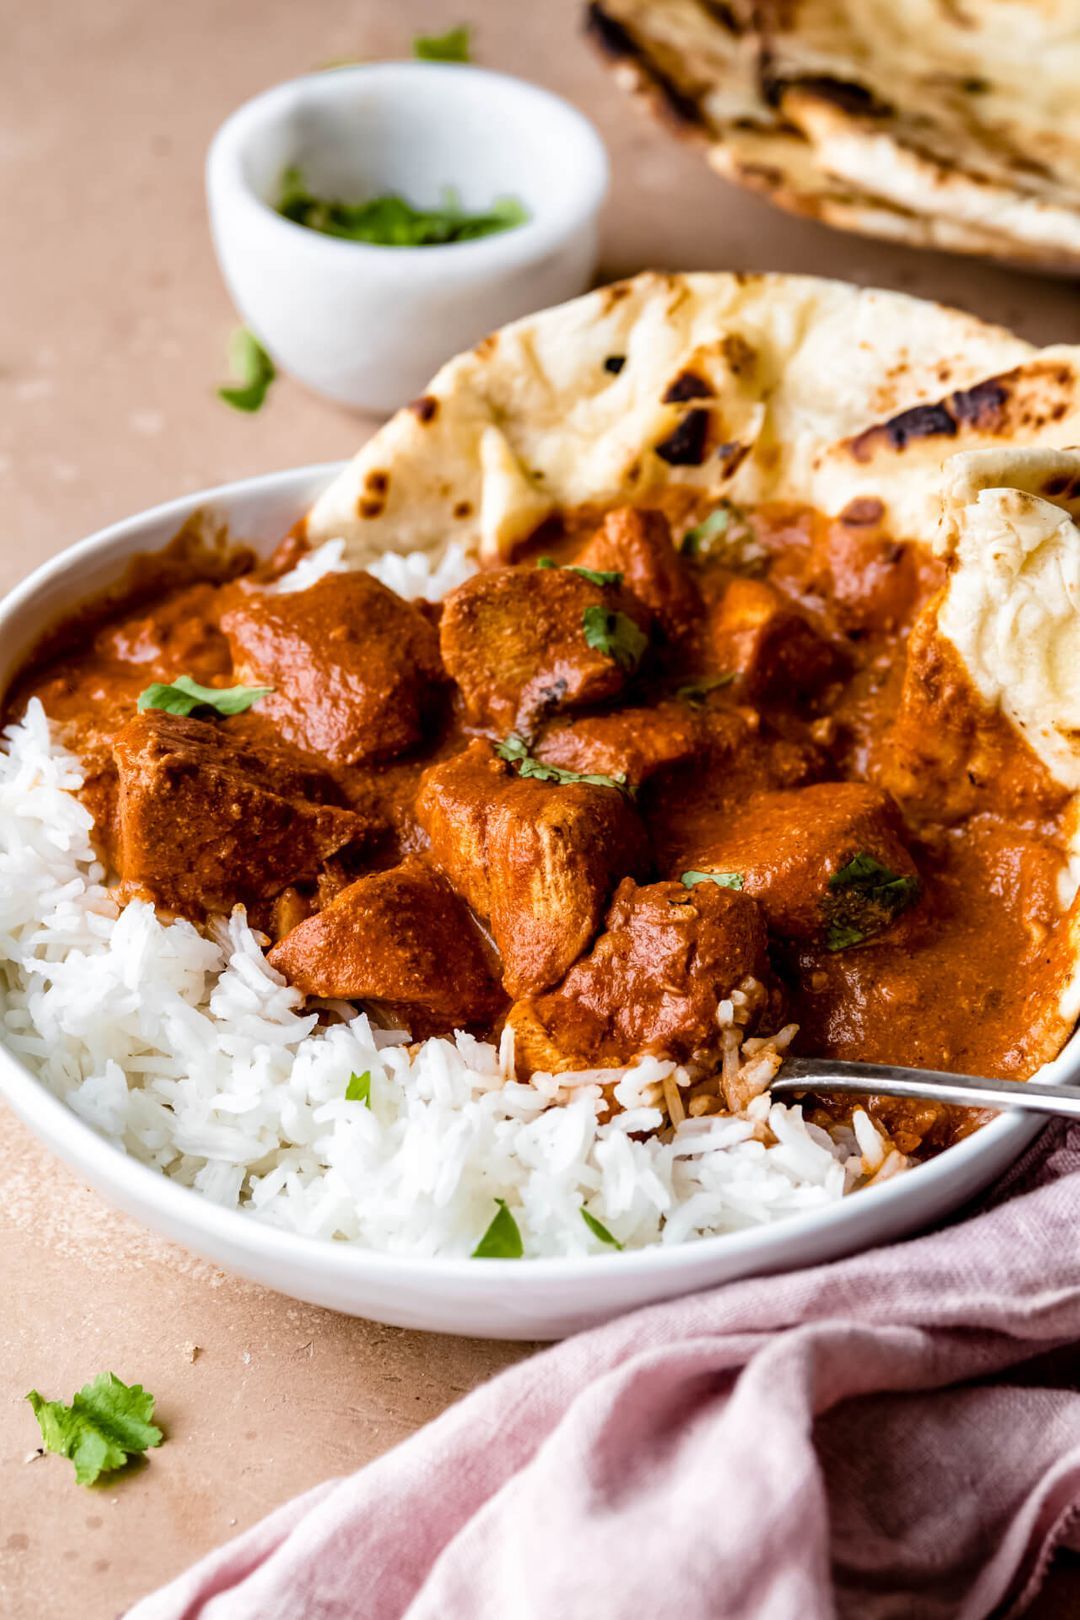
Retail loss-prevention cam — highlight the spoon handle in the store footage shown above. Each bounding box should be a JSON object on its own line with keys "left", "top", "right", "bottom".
{"left": 772, "top": 1056, "right": 1080, "bottom": 1120}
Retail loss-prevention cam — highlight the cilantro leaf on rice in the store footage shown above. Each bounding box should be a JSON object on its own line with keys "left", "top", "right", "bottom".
{"left": 472, "top": 1198, "right": 524, "bottom": 1259}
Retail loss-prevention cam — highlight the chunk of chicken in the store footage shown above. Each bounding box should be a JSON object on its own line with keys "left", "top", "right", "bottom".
{"left": 415, "top": 739, "right": 647, "bottom": 997}
{"left": 805, "top": 512, "right": 922, "bottom": 635}
{"left": 508, "top": 877, "right": 775, "bottom": 1073}
{"left": 534, "top": 701, "right": 707, "bottom": 788}
{"left": 267, "top": 857, "right": 502, "bottom": 1033}
{"left": 676, "top": 782, "right": 919, "bottom": 946}
{"left": 705, "top": 577, "right": 842, "bottom": 702}
{"left": 438, "top": 565, "right": 649, "bottom": 737}
{"left": 221, "top": 571, "right": 443, "bottom": 766}
{"left": 574, "top": 507, "right": 700, "bottom": 638}
{"left": 112, "top": 712, "right": 370, "bottom": 916}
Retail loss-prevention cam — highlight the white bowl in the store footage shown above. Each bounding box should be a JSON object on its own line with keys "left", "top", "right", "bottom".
{"left": 0, "top": 467, "right": 1061, "bottom": 1339}
{"left": 206, "top": 65, "right": 609, "bottom": 413}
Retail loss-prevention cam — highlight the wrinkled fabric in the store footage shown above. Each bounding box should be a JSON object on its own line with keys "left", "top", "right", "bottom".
{"left": 130, "top": 1123, "right": 1080, "bottom": 1620}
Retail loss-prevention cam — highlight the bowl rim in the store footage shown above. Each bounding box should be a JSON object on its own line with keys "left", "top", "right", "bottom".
{"left": 206, "top": 61, "right": 611, "bottom": 269}
{"left": 0, "top": 463, "right": 1055, "bottom": 1285}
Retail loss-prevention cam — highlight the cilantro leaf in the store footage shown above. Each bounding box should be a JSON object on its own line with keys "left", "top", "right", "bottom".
{"left": 494, "top": 734, "right": 631, "bottom": 796}
{"left": 472, "top": 1198, "right": 523, "bottom": 1259}
{"left": 682, "top": 870, "right": 744, "bottom": 890}
{"left": 682, "top": 507, "right": 733, "bottom": 556}
{"left": 137, "top": 676, "right": 273, "bottom": 718}
{"left": 676, "top": 672, "right": 735, "bottom": 706}
{"left": 534, "top": 558, "right": 623, "bottom": 587}
{"left": 218, "top": 327, "right": 275, "bottom": 413}
{"left": 413, "top": 23, "right": 471, "bottom": 61}
{"left": 824, "top": 852, "right": 920, "bottom": 952}
{"left": 569, "top": 566, "right": 623, "bottom": 588}
{"left": 682, "top": 502, "right": 765, "bottom": 572}
{"left": 277, "top": 168, "right": 526, "bottom": 247}
{"left": 27, "top": 1373, "right": 163, "bottom": 1486}
{"left": 581, "top": 605, "right": 649, "bottom": 674}
{"left": 581, "top": 1208, "right": 623, "bottom": 1249}
{"left": 346, "top": 1070, "right": 371, "bottom": 1107}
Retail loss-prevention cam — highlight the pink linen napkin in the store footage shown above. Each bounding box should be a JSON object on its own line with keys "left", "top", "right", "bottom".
{"left": 130, "top": 1122, "right": 1080, "bottom": 1620}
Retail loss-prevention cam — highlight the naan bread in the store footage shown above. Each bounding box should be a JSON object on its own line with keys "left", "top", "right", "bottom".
{"left": 308, "top": 271, "right": 1031, "bottom": 560}
{"left": 936, "top": 447, "right": 1080, "bottom": 793}
{"left": 587, "top": 0, "right": 1080, "bottom": 269}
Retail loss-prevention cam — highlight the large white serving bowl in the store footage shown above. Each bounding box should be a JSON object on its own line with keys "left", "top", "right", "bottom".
{"left": 0, "top": 467, "right": 1061, "bottom": 1340}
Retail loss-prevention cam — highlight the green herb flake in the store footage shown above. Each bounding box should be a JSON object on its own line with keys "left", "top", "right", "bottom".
{"left": 676, "top": 672, "right": 736, "bottom": 706}
{"left": 581, "top": 1208, "right": 623, "bottom": 1249}
{"left": 494, "top": 734, "right": 631, "bottom": 796}
{"left": 569, "top": 566, "right": 623, "bottom": 588}
{"left": 137, "top": 676, "right": 273, "bottom": 719}
{"left": 534, "top": 558, "right": 622, "bottom": 588}
{"left": 682, "top": 507, "right": 732, "bottom": 555}
{"left": 824, "top": 852, "right": 920, "bottom": 952}
{"left": 581, "top": 605, "right": 649, "bottom": 674}
{"left": 682, "top": 502, "right": 765, "bottom": 572}
{"left": 681, "top": 870, "right": 744, "bottom": 890}
{"left": 346, "top": 1070, "right": 372, "bottom": 1107}
{"left": 277, "top": 168, "right": 526, "bottom": 248}
{"left": 413, "top": 23, "right": 471, "bottom": 61}
{"left": 218, "top": 327, "right": 276, "bottom": 414}
{"left": 26, "top": 1373, "right": 163, "bottom": 1487}
{"left": 472, "top": 1197, "right": 524, "bottom": 1259}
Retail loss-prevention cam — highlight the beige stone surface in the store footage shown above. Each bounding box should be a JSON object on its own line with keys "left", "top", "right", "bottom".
{"left": 3, "top": 2, "right": 1080, "bottom": 1615}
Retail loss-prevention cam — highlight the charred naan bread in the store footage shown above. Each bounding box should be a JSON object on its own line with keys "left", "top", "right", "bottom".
{"left": 307, "top": 271, "right": 1080, "bottom": 1033}
{"left": 586, "top": 0, "right": 1080, "bottom": 269}
{"left": 308, "top": 271, "right": 1032, "bottom": 560}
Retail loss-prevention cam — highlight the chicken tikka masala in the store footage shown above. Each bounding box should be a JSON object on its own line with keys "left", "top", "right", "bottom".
{"left": 7, "top": 493, "right": 1074, "bottom": 1161}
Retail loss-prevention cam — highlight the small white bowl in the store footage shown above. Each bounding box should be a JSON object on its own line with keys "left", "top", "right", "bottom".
{"left": 206, "top": 64, "right": 610, "bottom": 413}
{"left": 0, "top": 466, "right": 1061, "bottom": 1337}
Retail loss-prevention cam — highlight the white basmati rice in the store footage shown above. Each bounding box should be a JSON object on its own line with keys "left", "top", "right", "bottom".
{"left": 0, "top": 541, "right": 903, "bottom": 1258}
{"left": 273, "top": 537, "right": 477, "bottom": 602}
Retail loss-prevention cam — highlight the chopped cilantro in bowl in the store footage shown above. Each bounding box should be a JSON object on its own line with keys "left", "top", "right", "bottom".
{"left": 277, "top": 168, "right": 529, "bottom": 249}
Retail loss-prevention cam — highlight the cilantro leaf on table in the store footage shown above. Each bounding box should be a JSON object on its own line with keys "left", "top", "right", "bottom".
{"left": 472, "top": 1198, "right": 523, "bottom": 1259}
{"left": 217, "top": 327, "right": 276, "bottom": 413}
{"left": 581, "top": 605, "right": 649, "bottom": 674}
{"left": 26, "top": 1373, "right": 163, "bottom": 1486}
{"left": 137, "top": 676, "right": 273, "bottom": 719}
{"left": 413, "top": 23, "right": 472, "bottom": 61}
{"left": 494, "top": 734, "right": 631, "bottom": 796}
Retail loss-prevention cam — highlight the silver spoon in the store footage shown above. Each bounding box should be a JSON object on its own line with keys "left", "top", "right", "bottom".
{"left": 771, "top": 1055, "right": 1080, "bottom": 1121}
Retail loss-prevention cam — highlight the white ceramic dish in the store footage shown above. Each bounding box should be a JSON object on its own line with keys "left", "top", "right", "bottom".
{"left": 0, "top": 467, "right": 1060, "bottom": 1340}
{"left": 206, "top": 65, "right": 609, "bottom": 413}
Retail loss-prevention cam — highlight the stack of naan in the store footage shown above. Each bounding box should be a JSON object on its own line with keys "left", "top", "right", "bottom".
{"left": 586, "top": 0, "right": 1080, "bottom": 270}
